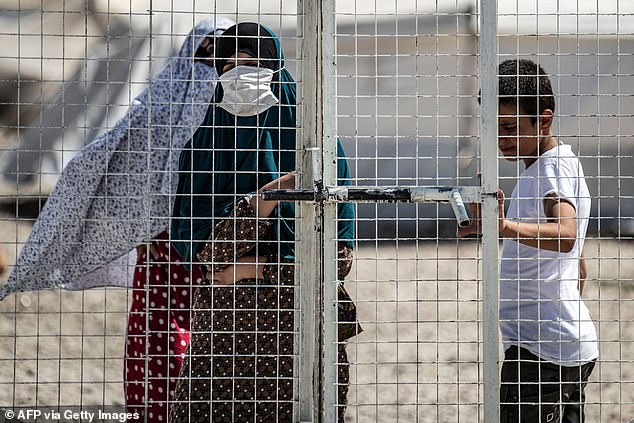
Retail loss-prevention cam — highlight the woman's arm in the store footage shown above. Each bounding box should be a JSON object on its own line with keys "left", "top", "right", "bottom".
{"left": 197, "top": 172, "right": 296, "bottom": 274}
{"left": 195, "top": 241, "right": 362, "bottom": 339}
{"left": 262, "top": 243, "right": 353, "bottom": 284}
{"left": 207, "top": 255, "right": 267, "bottom": 284}
{"left": 196, "top": 198, "right": 271, "bottom": 271}
{"left": 248, "top": 172, "right": 295, "bottom": 218}
{"left": 210, "top": 243, "right": 353, "bottom": 285}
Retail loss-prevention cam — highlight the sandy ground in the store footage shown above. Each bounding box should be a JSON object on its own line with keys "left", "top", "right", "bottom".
{"left": 0, "top": 215, "right": 632, "bottom": 422}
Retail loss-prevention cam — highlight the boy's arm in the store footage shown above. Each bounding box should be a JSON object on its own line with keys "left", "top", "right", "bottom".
{"left": 459, "top": 191, "right": 578, "bottom": 253}
{"left": 500, "top": 192, "right": 578, "bottom": 253}
{"left": 578, "top": 248, "right": 587, "bottom": 296}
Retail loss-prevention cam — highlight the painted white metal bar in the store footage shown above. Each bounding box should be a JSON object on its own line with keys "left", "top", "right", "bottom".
{"left": 448, "top": 189, "right": 471, "bottom": 228}
{"left": 265, "top": 185, "right": 482, "bottom": 203}
{"left": 326, "top": 185, "right": 481, "bottom": 203}
{"left": 479, "top": 0, "right": 500, "bottom": 421}
{"left": 328, "top": 186, "right": 474, "bottom": 227}
{"left": 320, "top": 0, "right": 338, "bottom": 420}
{"left": 263, "top": 185, "right": 478, "bottom": 228}
{"left": 296, "top": 0, "right": 320, "bottom": 421}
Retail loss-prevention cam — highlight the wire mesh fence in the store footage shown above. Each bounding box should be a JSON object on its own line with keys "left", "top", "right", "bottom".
{"left": 0, "top": 1, "right": 631, "bottom": 422}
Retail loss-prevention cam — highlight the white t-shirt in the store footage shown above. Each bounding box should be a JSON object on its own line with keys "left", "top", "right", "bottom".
{"left": 499, "top": 143, "right": 598, "bottom": 366}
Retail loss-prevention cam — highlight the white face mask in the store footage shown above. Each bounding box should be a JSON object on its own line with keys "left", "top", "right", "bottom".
{"left": 218, "top": 65, "right": 279, "bottom": 116}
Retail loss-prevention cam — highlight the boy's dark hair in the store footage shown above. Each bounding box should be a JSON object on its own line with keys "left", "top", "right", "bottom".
{"left": 498, "top": 59, "right": 555, "bottom": 124}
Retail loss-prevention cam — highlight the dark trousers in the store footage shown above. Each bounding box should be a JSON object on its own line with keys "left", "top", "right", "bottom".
{"left": 500, "top": 346, "right": 595, "bottom": 423}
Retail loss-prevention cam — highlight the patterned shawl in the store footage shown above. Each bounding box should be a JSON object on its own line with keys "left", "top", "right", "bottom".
{"left": 1, "top": 17, "right": 234, "bottom": 298}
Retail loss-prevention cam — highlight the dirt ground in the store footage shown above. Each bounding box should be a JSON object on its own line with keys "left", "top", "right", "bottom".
{"left": 0, "top": 215, "right": 632, "bottom": 422}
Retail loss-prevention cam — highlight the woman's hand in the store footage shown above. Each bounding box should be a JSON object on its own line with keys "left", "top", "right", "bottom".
{"left": 136, "top": 243, "right": 161, "bottom": 261}
{"left": 0, "top": 248, "right": 6, "bottom": 277}
{"left": 195, "top": 33, "right": 216, "bottom": 67}
{"left": 250, "top": 172, "right": 296, "bottom": 218}
{"left": 208, "top": 256, "right": 266, "bottom": 285}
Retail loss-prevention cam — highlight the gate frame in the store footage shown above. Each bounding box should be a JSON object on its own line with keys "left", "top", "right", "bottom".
{"left": 478, "top": 0, "right": 501, "bottom": 422}
{"left": 294, "top": 0, "right": 500, "bottom": 421}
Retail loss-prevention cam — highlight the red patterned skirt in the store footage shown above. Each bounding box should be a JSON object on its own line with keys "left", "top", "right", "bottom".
{"left": 124, "top": 232, "right": 203, "bottom": 422}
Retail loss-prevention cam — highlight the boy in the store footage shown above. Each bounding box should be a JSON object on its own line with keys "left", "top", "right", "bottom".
{"left": 459, "top": 59, "right": 598, "bottom": 422}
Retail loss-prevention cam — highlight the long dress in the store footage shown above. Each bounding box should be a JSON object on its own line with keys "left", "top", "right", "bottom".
{"left": 125, "top": 231, "right": 205, "bottom": 421}
{"left": 169, "top": 198, "right": 360, "bottom": 423}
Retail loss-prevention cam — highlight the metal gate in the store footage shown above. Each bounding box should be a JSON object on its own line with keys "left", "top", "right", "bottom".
{"left": 273, "top": 0, "right": 499, "bottom": 420}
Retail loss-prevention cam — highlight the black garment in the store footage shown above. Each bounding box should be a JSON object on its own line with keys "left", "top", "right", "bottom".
{"left": 500, "top": 346, "right": 595, "bottom": 423}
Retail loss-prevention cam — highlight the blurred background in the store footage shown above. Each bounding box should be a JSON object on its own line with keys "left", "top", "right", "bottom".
{"left": 0, "top": 0, "right": 631, "bottom": 238}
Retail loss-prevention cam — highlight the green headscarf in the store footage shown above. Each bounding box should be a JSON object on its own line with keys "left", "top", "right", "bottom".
{"left": 172, "top": 23, "right": 354, "bottom": 263}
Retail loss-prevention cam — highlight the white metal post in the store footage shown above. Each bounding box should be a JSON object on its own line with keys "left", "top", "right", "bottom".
{"left": 298, "top": 0, "right": 338, "bottom": 420}
{"left": 296, "top": 0, "right": 322, "bottom": 421}
{"left": 320, "top": 0, "right": 338, "bottom": 421}
{"left": 479, "top": 0, "right": 500, "bottom": 422}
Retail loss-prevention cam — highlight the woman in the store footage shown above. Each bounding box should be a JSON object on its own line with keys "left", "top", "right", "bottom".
{"left": 168, "top": 23, "right": 360, "bottom": 422}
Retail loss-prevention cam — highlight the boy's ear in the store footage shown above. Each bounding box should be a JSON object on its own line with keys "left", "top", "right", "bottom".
{"left": 539, "top": 109, "right": 554, "bottom": 133}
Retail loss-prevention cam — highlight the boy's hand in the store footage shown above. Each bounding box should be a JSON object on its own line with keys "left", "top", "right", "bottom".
{"left": 457, "top": 203, "right": 481, "bottom": 237}
{"left": 497, "top": 189, "right": 508, "bottom": 234}
{"left": 458, "top": 189, "right": 507, "bottom": 238}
